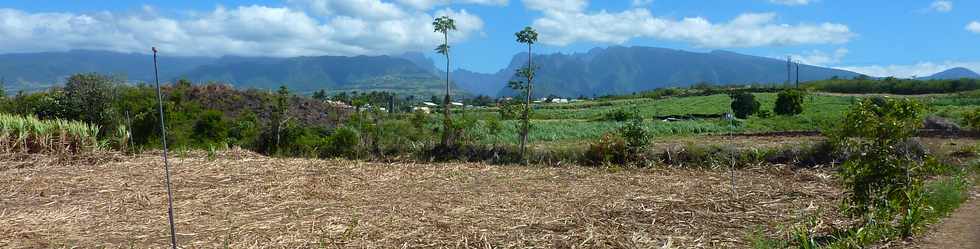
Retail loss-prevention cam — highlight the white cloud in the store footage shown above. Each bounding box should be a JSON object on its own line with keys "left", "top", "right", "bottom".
{"left": 522, "top": 0, "right": 587, "bottom": 13}
{"left": 529, "top": 6, "right": 854, "bottom": 47}
{"left": 929, "top": 1, "right": 953, "bottom": 12}
{"left": 395, "top": 0, "right": 508, "bottom": 10}
{"left": 0, "top": 1, "right": 486, "bottom": 57}
{"left": 967, "top": 21, "right": 980, "bottom": 34}
{"left": 838, "top": 61, "right": 980, "bottom": 78}
{"left": 631, "top": 0, "right": 654, "bottom": 7}
{"left": 769, "top": 0, "right": 812, "bottom": 6}
{"left": 790, "top": 48, "right": 848, "bottom": 66}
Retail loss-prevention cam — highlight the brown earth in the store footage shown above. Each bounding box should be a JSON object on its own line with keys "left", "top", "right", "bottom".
{"left": 916, "top": 187, "right": 980, "bottom": 249}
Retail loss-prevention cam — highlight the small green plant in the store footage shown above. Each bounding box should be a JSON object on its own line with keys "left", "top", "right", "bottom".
{"left": 585, "top": 132, "right": 627, "bottom": 166}
{"left": 774, "top": 89, "right": 806, "bottom": 116}
{"left": 730, "top": 92, "right": 760, "bottom": 119}
{"left": 207, "top": 143, "right": 218, "bottom": 161}
{"left": 617, "top": 117, "right": 650, "bottom": 161}
{"left": 964, "top": 108, "right": 980, "bottom": 131}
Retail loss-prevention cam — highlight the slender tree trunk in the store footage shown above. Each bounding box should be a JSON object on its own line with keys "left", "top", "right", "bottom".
{"left": 520, "top": 45, "right": 532, "bottom": 163}
{"left": 442, "top": 32, "right": 453, "bottom": 147}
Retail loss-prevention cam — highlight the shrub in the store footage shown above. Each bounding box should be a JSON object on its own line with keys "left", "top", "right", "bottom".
{"left": 498, "top": 101, "right": 522, "bottom": 120}
{"left": 729, "top": 92, "right": 760, "bottom": 119}
{"left": 830, "top": 96, "right": 936, "bottom": 230}
{"left": 964, "top": 108, "right": 980, "bottom": 132}
{"left": 617, "top": 118, "right": 650, "bottom": 161}
{"left": 322, "top": 126, "right": 360, "bottom": 158}
{"left": 61, "top": 73, "right": 121, "bottom": 132}
{"left": 228, "top": 111, "right": 260, "bottom": 148}
{"left": 192, "top": 110, "right": 229, "bottom": 146}
{"left": 601, "top": 108, "right": 642, "bottom": 122}
{"left": 774, "top": 89, "right": 805, "bottom": 116}
{"left": 585, "top": 133, "right": 627, "bottom": 165}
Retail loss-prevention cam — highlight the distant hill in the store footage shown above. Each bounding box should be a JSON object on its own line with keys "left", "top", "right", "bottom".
{"left": 0, "top": 47, "right": 865, "bottom": 97}
{"left": 178, "top": 55, "right": 459, "bottom": 96}
{"left": 0, "top": 50, "right": 215, "bottom": 92}
{"left": 469, "top": 46, "right": 863, "bottom": 98}
{"left": 922, "top": 67, "right": 980, "bottom": 80}
{"left": 0, "top": 50, "right": 459, "bottom": 97}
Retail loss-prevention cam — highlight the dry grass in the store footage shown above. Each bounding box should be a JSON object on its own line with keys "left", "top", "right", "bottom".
{"left": 0, "top": 149, "right": 844, "bottom": 248}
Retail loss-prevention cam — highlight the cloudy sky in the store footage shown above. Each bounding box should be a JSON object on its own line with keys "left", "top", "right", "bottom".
{"left": 1, "top": 0, "right": 978, "bottom": 77}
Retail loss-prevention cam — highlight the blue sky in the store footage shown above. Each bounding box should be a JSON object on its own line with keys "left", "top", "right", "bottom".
{"left": 1, "top": 0, "right": 978, "bottom": 77}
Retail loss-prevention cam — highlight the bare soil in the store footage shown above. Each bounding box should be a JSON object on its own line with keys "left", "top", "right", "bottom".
{"left": 916, "top": 187, "right": 980, "bottom": 249}
{"left": 0, "top": 150, "right": 844, "bottom": 248}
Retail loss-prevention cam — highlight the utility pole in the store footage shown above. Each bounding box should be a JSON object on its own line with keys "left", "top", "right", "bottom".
{"left": 152, "top": 47, "right": 179, "bottom": 249}
{"left": 796, "top": 61, "right": 800, "bottom": 88}
{"left": 787, "top": 56, "right": 792, "bottom": 86}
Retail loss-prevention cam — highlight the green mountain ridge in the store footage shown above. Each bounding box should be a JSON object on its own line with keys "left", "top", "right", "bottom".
{"left": 3, "top": 47, "right": 974, "bottom": 98}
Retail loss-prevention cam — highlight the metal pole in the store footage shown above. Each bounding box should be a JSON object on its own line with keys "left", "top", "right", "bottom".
{"left": 787, "top": 56, "right": 791, "bottom": 86}
{"left": 125, "top": 110, "right": 135, "bottom": 154}
{"left": 153, "top": 47, "right": 178, "bottom": 249}
{"left": 728, "top": 113, "right": 737, "bottom": 198}
{"left": 796, "top": 61, "right": 800, "bottom": 88}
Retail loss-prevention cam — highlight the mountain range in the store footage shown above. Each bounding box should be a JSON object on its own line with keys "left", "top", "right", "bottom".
{"left": 921, "top": 67, "right": 980, "bottom": 80}
{"left": 0, "top": 47, "right": 977, "bottom": 97}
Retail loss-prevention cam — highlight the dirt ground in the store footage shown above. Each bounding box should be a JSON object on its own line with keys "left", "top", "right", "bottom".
{"left": 916, "top": 186, "right": 980, "bottom": 249}
{"left": 0, "top": 150, "right": 845, "bottom": 248}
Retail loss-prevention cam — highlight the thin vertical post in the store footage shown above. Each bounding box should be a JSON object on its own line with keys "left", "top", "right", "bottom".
{"left": 728, "top": 113, "right": 737, "bottom": 198}
{"left": 796, "top": 61, "right": 800, "bottom": 88}
{"left": 125, "top": 110, "right": 135, "bottom": 154}
{"left": 787, "top": 56, "right": 792, "bottom": 86}
{"left": 152, "top": 47, "right": 178, "bottom": 249}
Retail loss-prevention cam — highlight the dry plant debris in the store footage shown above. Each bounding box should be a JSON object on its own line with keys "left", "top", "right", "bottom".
{"left": 0, "top": 149, "right": 843, "bottom": 248}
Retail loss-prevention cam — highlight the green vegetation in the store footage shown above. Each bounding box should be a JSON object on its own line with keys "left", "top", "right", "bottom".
{"left": 0, "top": 113, "right": 101, "bottom": 153}
{"left": 805, "top": 76, "right": 980, "bottom": 94}
{"left": 730, "top": 92, "right": 761, "bottom": 118}
{"left": 964, "top": 108, "right": 980, "bottom": 131}
{"left": 833, "top": 97, "right": 928, "bottom": 220}
{"left": 512, "top": 26, "right": 540, "bottom": 162}
{"left": 433, "top": 15, "right": 458, "bottom": 147}
{"left": 774, "top": 89, "right": 806, "bottom": 116}
{"left": 752, "top": 97, "right": 979, "bottom": 248}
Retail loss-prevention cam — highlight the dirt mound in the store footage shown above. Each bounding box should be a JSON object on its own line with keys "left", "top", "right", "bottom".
{"left": 924, "top": 116, "right": 962, "bottom": 132}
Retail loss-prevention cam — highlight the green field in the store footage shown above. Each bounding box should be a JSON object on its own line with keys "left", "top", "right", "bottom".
{"left": 459, "top": 92, "right": 980, "bottom": 146}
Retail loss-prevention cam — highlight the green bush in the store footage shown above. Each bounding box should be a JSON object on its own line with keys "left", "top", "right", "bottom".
{"left": 600, "top": 108, "right": 642, "bottom": 122}
{"left": 729, "top": 92, "right": 760, "bottom": 119}
{"left": 774, "top": 89, "right": 805, "bottom": 116}
{"left": 617, "top": 118, "right": 650, "bottom": 161}
{"left": 322, "top": 126, "right": 360, "bottom": 158}
{"left": 192, "top": 110, "right": 230, "bottom": 145}
{"left": 228, "top": 111, "right": 260, "bottom": 148}
{"left": 964, "top": 108, "right": 980, "bottom": 132}
{"left": 498, "top": 101, "right": 522, "bottom": 120}
{"left": 831, "top": 97, "right": 935, "bottom": 231}
{"left": 585, "top": 132, "right": 627, "bottom": 165}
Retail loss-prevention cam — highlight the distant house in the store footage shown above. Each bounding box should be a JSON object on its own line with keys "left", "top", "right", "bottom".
{"left": 451, "top": 102, "right": 464, "bottom": 106}
{"left": 413, "top": 106, "right": 431, "bottom": 113}
{"left": 422, "top": 102, "right": 438, "bottom": 107}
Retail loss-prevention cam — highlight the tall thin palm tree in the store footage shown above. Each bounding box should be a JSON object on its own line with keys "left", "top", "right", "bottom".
{"left": 515, "top": 26, "right": 538, "bottom": 162}
{"left": 433, "top": 16, "right": 457, "bottom": 147}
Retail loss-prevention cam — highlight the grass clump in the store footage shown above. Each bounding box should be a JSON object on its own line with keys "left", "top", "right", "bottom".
{"left": 0, "top": 113, "right": 101, "bottom": 154}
